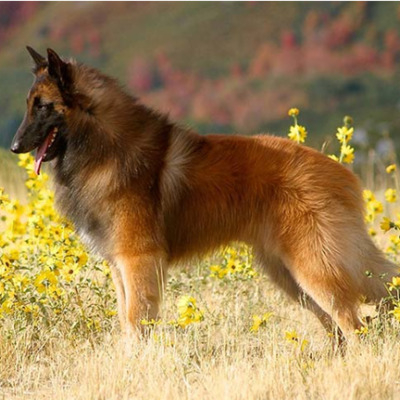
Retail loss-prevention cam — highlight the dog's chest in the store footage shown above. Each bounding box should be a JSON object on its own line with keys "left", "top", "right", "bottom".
{"left": 72, "top": 208, "right": 108, "bottom": 256}
{"left": 77, "top": 226, "right": 100, "bottom": 253}
{"left": 54, "top": 182, "right": 110, "bottom": 257}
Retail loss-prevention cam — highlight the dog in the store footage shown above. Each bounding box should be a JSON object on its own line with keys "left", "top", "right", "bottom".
{"left": 10, "top": 47, "right": 398, "bottom": 342}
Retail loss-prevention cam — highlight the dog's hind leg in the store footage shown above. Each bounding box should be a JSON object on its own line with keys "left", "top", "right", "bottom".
{"left": 280, "top": 244, "right": 364, "bottom": 340}
{"left": 255, "top": 251, "right": 339, "bottom": 337}
{"left": 282, "top": 218, "right": 399, "bottom": 339}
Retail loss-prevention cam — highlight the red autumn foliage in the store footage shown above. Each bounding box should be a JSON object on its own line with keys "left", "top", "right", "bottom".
{"left": 1, "top": 3, "right": 399, "bottom": 133}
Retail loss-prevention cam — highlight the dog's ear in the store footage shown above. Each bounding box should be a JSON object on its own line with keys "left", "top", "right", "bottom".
{"left": 26, "top": 46, "right": 46, "bottom": 68}
{"left": 47, "top": 48, "right": 72, "bottom": 93}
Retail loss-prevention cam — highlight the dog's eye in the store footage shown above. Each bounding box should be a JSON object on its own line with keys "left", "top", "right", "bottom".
{"left": 37, "top": 103, "right": 48, "bottom": 110}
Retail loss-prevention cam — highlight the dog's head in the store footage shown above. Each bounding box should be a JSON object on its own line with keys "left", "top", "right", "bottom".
{"left": 10, "top": 47, "right": 72, "bottom": 174}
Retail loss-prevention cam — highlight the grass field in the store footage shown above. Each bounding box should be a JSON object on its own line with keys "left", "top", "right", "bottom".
{"left": 1, "top": 258, "right": 400, "bottom": 400}
{"left": 1, "top": 144, "right": 400, "bottom": 400}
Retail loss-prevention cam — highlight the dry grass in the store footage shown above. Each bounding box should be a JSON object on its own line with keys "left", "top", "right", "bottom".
{"left": 0, "top": 265, "right": 400, "bottom": 400}
{"left": 1, "top": 155, "right": 400, "bottom": 400}
{"left": 3, "top": 336, "right": 400, "bottom": 400}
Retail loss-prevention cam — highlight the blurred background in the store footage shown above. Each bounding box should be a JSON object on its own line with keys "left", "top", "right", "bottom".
{"left": 0, "top": 2, "right": 400, "bottom": 168}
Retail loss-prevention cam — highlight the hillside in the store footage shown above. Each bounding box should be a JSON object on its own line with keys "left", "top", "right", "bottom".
{"left": 1, "top": 2, "right": 400, "bottom": 154}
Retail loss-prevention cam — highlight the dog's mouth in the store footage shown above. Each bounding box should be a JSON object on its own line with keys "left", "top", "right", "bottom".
{"left": 34, "top": 127, "right": 58, "bottom": 175}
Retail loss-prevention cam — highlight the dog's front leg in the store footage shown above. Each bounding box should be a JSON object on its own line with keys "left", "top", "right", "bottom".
{"left": 109, "top": 265, "right": 127, "bottom": 334}
{"left": 115, "top": 252, "right": 166, "bottom": 339}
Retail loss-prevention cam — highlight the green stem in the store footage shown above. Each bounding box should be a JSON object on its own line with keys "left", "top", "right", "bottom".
{"left": 339, "top": 137, "right": 347, "bottom": 164}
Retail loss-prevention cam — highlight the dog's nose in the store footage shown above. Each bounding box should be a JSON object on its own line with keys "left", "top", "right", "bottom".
{"left": 10, "top": 141, "right": 21, "bottom": 153}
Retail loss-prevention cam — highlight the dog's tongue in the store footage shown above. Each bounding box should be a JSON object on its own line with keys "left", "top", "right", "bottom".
{"left": 34, "top": 132, "right": 53, "bottom": 175}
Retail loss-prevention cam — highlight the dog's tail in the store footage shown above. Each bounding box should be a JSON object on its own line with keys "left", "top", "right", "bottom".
{"left": 360, "top": 235, "right": 399, "bottom": 304}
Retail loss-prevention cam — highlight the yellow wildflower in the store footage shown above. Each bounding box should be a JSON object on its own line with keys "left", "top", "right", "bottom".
{"left": 390, "top": 306, "right": 400, "bottom": 321}
{"left": 11, "top": 274, "right": 29, "bottom": 289}
{"left": 86, "top": 318, "right": 101, "bottom": 331}
{"left": 285, "top": 330, "right": 299, "bottom": 343}
{"left": 368, "top": 228, "right": 376, "bottom": 237}
{"left": 250, "top": 312, "right": 273, "bottom": 332}
{"left": 76, "top": 252, "right": 88, "bottom": 266}
{"left": 299, "top": 338, "right": 309, "bottom": 352}
{"left": 386, "top": 164, "right": 397, "bottom": 174}
{"left": 288, "top": 108, "right": 299, "bottom": 117}
{"left": 340, "top": 144, "right": 355, "bottom": 164}
{"left": 0, "top": 187, "right": 9, "bottom": 206}
{"left": 22, "top": 304, "right": 39, "bottom": 316}
{"left": 355, "top": 326, "right": 368, "bottom": 336}
{"left": 177, "top": 295, "right": 196, "bottom": 314}
{"left": 226, "top": 258, "right": 241, "bottom": 274}
{"left": 288, "top": 125, "right": 307, "bottom": 144}
{"left": 60, "top": 263, "right": 80, "bottom": 282}
{"left": 331, "top": 117, "right": 355, "bottom": 163}
{"left": 390, "top": 234, "right": 400, "bottom": 245}
{"left": 336, "top": 126, "right": 354, "bottom": 143}
{"left": 101, "top": 261, "right": 111, "bottom": 278}
{"left": 176, "top": 295, "right": 203, "bottom": 328}
{"left": 226, "top": 247, "right": 238, "bottom": 258}
{"left": 366, "top": 199, "right": 383, "bottom": 215}
{"left": 0, "top": 299, "right": 14, "bottom": 315}
{"left": 343, "top": 115, "right": 353, "bottom": 126}
{"left": 387, "top": 234, "right": 400, "bottom": 254}
{"left": 210, "top": 264, "right": 227, "bottom": 279}
{"left": 363, "top": 190, "right": 375, "bottom": 202}
{"left": 17, "top": 153, "right": 33, "bottom": 168}
{"left": 388, "top": 276, "right": 400, "bottom": 291}
{"left": 391, "top": 276, "right": 400, "bottom": 287}
{"left": 381, "top": 217, "right": 394, "bottom": 233}
{"left": 385, "top": 188, "right": 397, "bottom": 203}
{"left": 284, "top": 331, "right": 309, "bottom": 351}
{"left": 34, "top": 269, "right": 58, "bottom": 294}
{"left": 140, "top": 318, "right": 162, "bottom": 327}
{"left": 105, "top": 309, "right": 117, "bottom": 317}
{"left": 328, "top": 154, "right": 339, "bottom": 162}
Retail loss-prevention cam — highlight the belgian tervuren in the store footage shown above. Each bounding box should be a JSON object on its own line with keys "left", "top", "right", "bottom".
{"left": 10, "top": 47, "right": 398, "bottom": 342}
